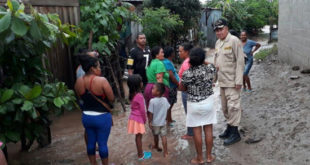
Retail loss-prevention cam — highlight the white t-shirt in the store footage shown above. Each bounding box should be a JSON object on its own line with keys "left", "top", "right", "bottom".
{"left": 148, "top": 97, "right": 170, "bottom": 126}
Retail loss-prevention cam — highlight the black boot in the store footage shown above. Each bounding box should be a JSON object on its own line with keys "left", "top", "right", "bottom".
{"left": 219, "top": 124, "right": 231, "bottom": 139}
{"left": 224, "top": 126, "right": 241, "bottom": 146}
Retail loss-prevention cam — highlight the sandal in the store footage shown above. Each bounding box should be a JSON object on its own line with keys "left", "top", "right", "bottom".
{"left": 138, "top": 151, "right": 152, "bottom": 161}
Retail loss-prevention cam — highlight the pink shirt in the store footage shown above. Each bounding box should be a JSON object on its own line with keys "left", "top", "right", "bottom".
{"left": 178, "top": 58, "right": 190, "bottom": 79}
{"left": 129, "top": 93, "right": 147, "bottom": 124}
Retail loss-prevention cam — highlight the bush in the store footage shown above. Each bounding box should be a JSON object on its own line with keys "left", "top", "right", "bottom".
{"left": 254, "top": 44, "right": 277, "bottom": 60}
{"left": 0, "top": 0, "right": 78, "bottom": 149}
{"left": 140, "top": 7, "right": 183, "bottom": 47}
{"left": 206, "top": 0, "right": 278, "bottom": 33}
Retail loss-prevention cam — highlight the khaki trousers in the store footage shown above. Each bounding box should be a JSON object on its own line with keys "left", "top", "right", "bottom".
{"left": 220, "top": 87, "right": 242, "bottom": 126}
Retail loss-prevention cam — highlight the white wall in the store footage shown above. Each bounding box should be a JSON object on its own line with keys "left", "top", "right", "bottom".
{"left": 278, "top": 0, "right": 310, "bottom": 67}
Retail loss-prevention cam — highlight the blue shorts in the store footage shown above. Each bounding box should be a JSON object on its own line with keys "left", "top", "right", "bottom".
{"left": 244, "top": 58, "right": 253, "bottom": 75}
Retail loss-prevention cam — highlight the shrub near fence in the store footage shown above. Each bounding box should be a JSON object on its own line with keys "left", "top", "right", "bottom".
{"left": 0, "top": 0, "right": 80, "bottom": 88}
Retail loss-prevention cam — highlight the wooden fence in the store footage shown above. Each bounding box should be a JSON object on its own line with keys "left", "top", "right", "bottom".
{"left": 0, "top": 0, "right": 80, "bottom": 88}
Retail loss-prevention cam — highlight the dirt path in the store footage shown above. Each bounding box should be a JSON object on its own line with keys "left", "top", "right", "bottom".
{"left": 7, "top": 49, "right": 310, "bottom": 165}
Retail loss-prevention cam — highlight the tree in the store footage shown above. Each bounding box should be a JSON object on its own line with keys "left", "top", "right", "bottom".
{"left": 243, "top": 0, "right": 271, "bottom": 33}
{"left": 0, "top": 0, "right": 78, "bottom": 151}
{"left": 206, "top": 0, "right": 249, "bottom": 31}
{"left": 78, "top": 0, "right": 136, "bottom": 112}
{"left": 144, "top": 0, "right": 201, "bottom": 42}
{"left": 78, "top": 0, "right": 133, "bottom": 55}
{"left": 206, "top": 0, "right": 279, "bottom": 33}
{"left": 140, "top": 7, "right": 183, "bottom": 47}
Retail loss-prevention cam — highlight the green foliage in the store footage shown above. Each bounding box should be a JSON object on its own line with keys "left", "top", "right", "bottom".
{"left": 254, "top": 45, "right": 278, "bottom": 60}
{"left": 140, "top": 7, "right": 183, "bottom": 47}
{"left": 206, "top": 0, "right": 278, "bottom": 32}
{"left": 78, "top": 0, "right": 134, "bottom": 56}
{"left": 144, "top": 0, "right": 201, "bottom": 42}
{"left": 0, "top": 82, "right": 78, "bottom": 144}
{"left": 0, "top": 0, "right": 78, "bottom": 146}
{"left": 0, "top": 0, "right": 78, "bottom": 86}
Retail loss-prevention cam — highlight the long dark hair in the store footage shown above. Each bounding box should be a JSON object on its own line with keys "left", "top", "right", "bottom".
{"left": 79, "top": 55, "right": 99, "bottom": 73}
{"left": 189, "top": 47, "right": 206, "bottom": 67}
{"left": 164, "top": 46, "right": 174, "bottom": 58}
{"left": 151, "top": 46, "right": 162, "bottom": 59}
{"left": 127, "top": 74, "right": 143, "bottom": 101}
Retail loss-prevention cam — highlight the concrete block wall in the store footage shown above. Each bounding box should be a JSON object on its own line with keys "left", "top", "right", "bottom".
{"left": 278, "top": 0, "right": 310, "bottom": 68}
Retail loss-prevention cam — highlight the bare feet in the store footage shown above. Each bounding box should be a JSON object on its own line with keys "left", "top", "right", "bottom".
{"left": 181, "top": 135, "right": 193, "bottom": 140}
{"left": 190, "top": 157, "right": 205, "bottom": 164}
{"left": 206, "top": 155, "right": 216, "bottom": 163}
{"left": 163, "top": 152, "right": 169, "bottom": 157}
{"left": 149, "top": 144, "right": 162, "bottom": 152}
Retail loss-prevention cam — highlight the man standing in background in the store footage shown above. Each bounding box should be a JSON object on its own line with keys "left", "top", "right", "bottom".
{"left": 127, "top": 33, "right": 151, "bottom": 86}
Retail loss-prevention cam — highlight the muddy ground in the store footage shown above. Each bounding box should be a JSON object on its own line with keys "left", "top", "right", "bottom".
{"left": 7, "top": 47, "right": 310, "bottom": 165}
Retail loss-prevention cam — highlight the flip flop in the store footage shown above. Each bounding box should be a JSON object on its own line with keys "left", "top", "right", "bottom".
{"left": 138, "top": 151, "right": 152, "bottom": 161}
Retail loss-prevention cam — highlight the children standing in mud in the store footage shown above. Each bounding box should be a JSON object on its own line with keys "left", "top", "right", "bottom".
{"left": 148, "top": 83, "right": 170, "bottom": 157}
{"left": 127, "top": 74, "right": 152, "bottom": 160}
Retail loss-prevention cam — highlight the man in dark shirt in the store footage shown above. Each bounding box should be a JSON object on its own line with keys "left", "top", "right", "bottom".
{"left": 127, "top": 33, "right": 151, "bottom": 85}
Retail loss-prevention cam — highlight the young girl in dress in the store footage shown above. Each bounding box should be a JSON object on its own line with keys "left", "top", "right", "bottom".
{"left": 127, "top": 74, "right": 152, "bottom": 160}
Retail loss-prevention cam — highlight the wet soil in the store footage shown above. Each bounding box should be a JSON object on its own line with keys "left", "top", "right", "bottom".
{"left": 7, "top": 48, "right": 310, "bottom": 165}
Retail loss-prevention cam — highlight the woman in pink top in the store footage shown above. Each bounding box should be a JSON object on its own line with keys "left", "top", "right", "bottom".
{"left": 178, "top": 43, "right": 194, "bottom": 140}
{"left": 127, "top": 74, "right": 152, "bottom": 160}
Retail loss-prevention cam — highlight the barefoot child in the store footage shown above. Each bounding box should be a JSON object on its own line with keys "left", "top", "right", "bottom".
{"left": 127, "top": 74, "right": 152, "bottom": 160}
{"left": 148, "top": 83, "right": 170, "bottom": 157}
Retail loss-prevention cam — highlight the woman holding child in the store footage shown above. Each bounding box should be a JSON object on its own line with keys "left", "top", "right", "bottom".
{"left": 179, "top": 47, "right": 217, "bottom": 164}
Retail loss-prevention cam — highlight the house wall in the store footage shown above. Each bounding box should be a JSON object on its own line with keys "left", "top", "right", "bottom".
{"left": 278, "top": 0, "right": 310, "bottom": 67}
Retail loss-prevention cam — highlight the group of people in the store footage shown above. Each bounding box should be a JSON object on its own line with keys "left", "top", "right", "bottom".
{"left": 74, "top": 18, "right": 261, "bottom": 165}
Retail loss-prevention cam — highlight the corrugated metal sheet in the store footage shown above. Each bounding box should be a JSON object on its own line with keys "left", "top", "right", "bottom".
{"left": 200, "top": 8, "right": 222, "bottom": 48}
{"left": 0, "top": 0, "right": 80, "bottom": 88}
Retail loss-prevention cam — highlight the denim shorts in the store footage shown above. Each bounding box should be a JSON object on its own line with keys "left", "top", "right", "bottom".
{"left": 244, "top": 58, "right": 253, "bottom": 75}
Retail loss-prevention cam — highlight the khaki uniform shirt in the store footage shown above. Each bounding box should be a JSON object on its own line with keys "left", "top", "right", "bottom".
{"left": 214, "top": 33, "right": 245, "bottom": 87}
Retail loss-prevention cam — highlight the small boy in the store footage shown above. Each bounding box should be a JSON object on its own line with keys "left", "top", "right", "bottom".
{"left": 148, "top": 83, "right": 170, "bottom": 157}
